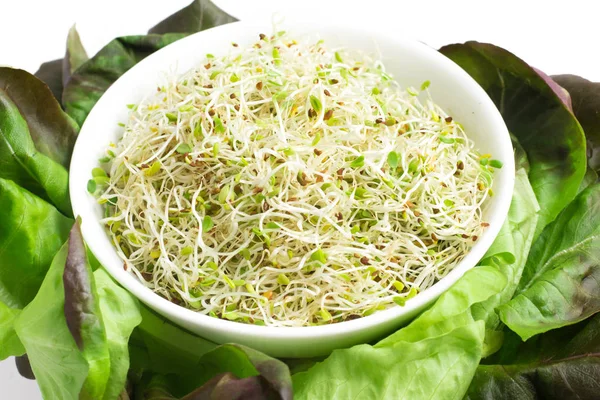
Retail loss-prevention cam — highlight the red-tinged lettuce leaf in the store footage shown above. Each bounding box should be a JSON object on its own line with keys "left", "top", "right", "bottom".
{"left": 63, "top": 25, "right": 89, "bottom": 87}
{"left": 198, "top": 344, "right": 293, "bottom": 400}
{"left": 0, "top": 68, "right": 78, "bottom": 215}
{"left": 0, "top": 178, "right": 72, "bottom": 308}
{"left": 148, "top": 0, "right": 236, "bottom": 35}
{"left": 34, "top": 59, "right": 64, "bottom": 102}
{"left": 34, "top": 25, "right": 88, "bottom": 102}
{"left": 466, "top": 315, "right": 600, "bottom": 400}
{"left": 64, "top": 221, "right": 111, "bottom": 399}
{"left": 0, "top": 301, "right": 25, "bottom": 360}
{"left": 439, "top": 42, "right": 587, "bottom": 238}
{"left": 180, "top": 344, "right": 292, "bottom": 400}
{"left": 0, "top": 67, "right": 79, "bottom": 168}
{"left": 499, "top": 183, "right": 600, "bottom": 340}
{"left": 13, "top": 241, "right": 90, "bottom": 400}
{"left": 181, "top": 372, "right": 278, "bottom": 400}
{"left": 134, "top": 344, "right": 292, "bottom": 400}
{"left": 552, "top": 74, "right": 600, "bottom": 171}
{"left": 15, "top": 354, "right": 35, "bottom": 380}
{"left": 532, "top": 67, "right": 572, "bottom": 111}
{"left": 62, "top": 33, "right": 186, "bottom": 127}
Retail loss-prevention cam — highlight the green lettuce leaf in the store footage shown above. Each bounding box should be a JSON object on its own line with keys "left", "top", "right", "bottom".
{"left": 499, "top": 183, "right": 600, "bottom": 340}
{"left": 148, "top": 0, "right": 236, "bottom": 35}
{"left": 13, "top": 242, "right": 90, "bottom": 400}
{"left": 579, "top": 166, "right": 598, "bottom": 194}
{"left": 62, "top": 34, "right": 186, "bottom": 127}
{"left": 0, "top": 178, "right": 72, "bottom": 308}
{"left": 470, "top": 168, "right": 539, "bottom": 340}
{"left": 0, "top": 68, "right": 79, "bottom": 215}
{"left": 129, "top": 306, "right": 217, "bottom": 378}
{"left": 0, "top": 301, "right": 25, "bottom": 360}
{"left": 466, "top": 315, "right": 600, "bottom": 399}
{"left": 440, "top": 42, "right": 587, "bottom": 238}
{"left": 292, "top": 266, "right": 505, "bottom": 400}
{"left": 94, "top": 269, "right": 142, "bottom": 400}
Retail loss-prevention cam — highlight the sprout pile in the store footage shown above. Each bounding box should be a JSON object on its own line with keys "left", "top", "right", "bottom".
{"left": 91, "top": 31, "right": 500, "bottom": 327}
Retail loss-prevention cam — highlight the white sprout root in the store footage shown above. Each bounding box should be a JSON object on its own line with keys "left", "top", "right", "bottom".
{"left": 93, "top": 31, "right": 498, "bottom": 327}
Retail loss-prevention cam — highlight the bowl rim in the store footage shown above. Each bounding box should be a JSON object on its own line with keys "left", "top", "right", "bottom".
{"left": 70, "top": 19, "right": 515, "bottom": 339}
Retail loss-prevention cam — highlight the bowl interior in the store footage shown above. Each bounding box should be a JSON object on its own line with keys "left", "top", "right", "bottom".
{"left": 70, "top": 20, "right": 514, "bottom": 357}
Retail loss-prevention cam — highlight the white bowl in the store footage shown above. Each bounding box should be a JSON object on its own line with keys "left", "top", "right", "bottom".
{"left": 70, "top": 20, "right": 514, "bottom": 358}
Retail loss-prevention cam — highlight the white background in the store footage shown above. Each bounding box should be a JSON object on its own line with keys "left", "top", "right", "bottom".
{"left": 1, "top": 0, "right": 599, "bottom": 398}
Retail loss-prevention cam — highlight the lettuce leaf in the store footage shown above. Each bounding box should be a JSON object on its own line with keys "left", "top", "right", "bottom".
{"left": 34, "top": 59, "right": 65, "bottom": 103}
{"left": 148, "top": 0, "right": 236, "bottom": 35}
{"left": 552, "top": 74, "right": 600, "bottom": 172}
{"left": 34, "top": 25, "right": 88, "bottom": 102}
{"left": 13, "top": 241, "right": 89, "bottom": 399}
{"left": 95, "top": 269, "right": 141, "bottom": 400}
{"left": 499, "top": 183, "right": 600, "bottom": 340}
{"left": 62, "top": 1, "right": 236, "bottom": 127}
{"left": 0, "top": 178, "right": 72, "bottom": 308}
{"left": 63, "top": 221, "right": 111, "bottom": 399}
{"left": 0, "top": 301, "right": 24, "bottom": 360}
{"left": 469, "top": 168, "right": 539, "bottom": 351}
{"left": 292, "top": 267, "right": 502, "bottom": 400}
{"left": 0, "top": 68, "right": 78, "bottom": 215}
{"left": 177, "top": 344, "right": 293, "bottom": 400}
{"left": 64, "top": 25, "right": 89, "bottom": 87}
{"left": 129, "top": 306, "right": 217, "bottom": 378}
{"left": 466, "top": 315, "right": 600, "bottom": 399}
{"left": 127, "top": 303, "right": 292, "bottom": 399}
{"left": 62, "top": 34, "right": 186, "bottom": 127}
{"left": 131, "top": 342, "right": 292, "bottom": 400}
{"left": 12, "top": 221, "right": 142, "bottom": 399}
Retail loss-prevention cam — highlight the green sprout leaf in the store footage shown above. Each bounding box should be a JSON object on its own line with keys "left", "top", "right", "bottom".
{"left": 176, "top": 143, "right": 192, "bottom": 154}
{"left": 144, "top": 161, "right": 162, "bottom": 177}
{"left": 272, "top": 47, "right": 281, "bottom": 66}
{"left": 310, "top": 248, "right": 327, "bottom": 264}
{"left": 87, "top": 179, "right": 97, "bottom": 194}
{"left": 350, "top": 155, "right": 365, "bottom": 168}
{"left": 310, "top": 95, "right": 322, "bottom": 113}
{"left": 387, "top": 151, "right": 399, "bottom": 169}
